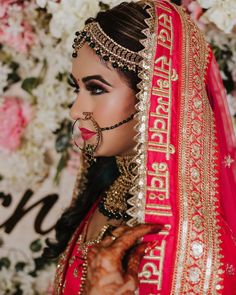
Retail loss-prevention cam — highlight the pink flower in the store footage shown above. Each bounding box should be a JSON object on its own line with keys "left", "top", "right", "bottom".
{"left": 0, "top": 2, "right": 35, "bottom": 53}
{"left": 188, "top": 1, "right": 205, "bottom": 30}
{"left": 0, "top": 97, "right": 32, "bottom": 151}
{"left": 182, "top": 0, "right": 205, "bottom": 30}
{"left": 0, "top": 0, "right": 15, "bottom": 18}
{"left": 182, "top": 0, "right": 192, "bottom": 8}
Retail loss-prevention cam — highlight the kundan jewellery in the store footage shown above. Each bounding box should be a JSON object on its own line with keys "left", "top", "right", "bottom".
{"left": 72, "top": 112, "right": 101, "bottom": 164}
{"left": 72, "top": 20, "right": 142, "bottom": 72}
{"left": 98, "top": 155, "right": 137, "bottom": 220}
{"left": 72, "top": 112, "right": 136, "bottom": 164}
{"left": 77, "top": 223, "right": 112, "bottom": 295}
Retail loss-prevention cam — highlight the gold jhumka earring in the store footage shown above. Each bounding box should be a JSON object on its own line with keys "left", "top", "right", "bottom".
{"left": 98, "top": 155, "right": 136, "bottom": 220}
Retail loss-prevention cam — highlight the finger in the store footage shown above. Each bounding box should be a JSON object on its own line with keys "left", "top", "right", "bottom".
{"left": 109, "top": 224, "right": 163, "bottom": 261}
{"left": 100, "top": 225, "right": 131, "bottom": 248}
{"left": 87, "top": 246, "right": 99, "bottom": 270}
{"left": 126, "top": 242, "right": 148, "bottom": 279}
{"left": 101, "top": 235, "right": 118, "bottom": 247}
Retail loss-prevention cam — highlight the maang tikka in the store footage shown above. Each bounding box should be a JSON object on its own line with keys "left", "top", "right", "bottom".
{"left": 72, "top": 21, "right": 142, "bottom": 72}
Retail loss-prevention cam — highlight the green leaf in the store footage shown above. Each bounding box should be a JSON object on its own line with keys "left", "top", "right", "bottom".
{"left": 56, "top": 72, "right": 67, "bottom": 81}
{"left": 55, "top": 134, "right": 70, "bottom": 153}
{"left": 15, "top": 262, "right": 26, "bottom": 272}
{"left": 9, "top": 61, "right": 19, "bottom": 71}
{"left": 30, "top": 239, "right": 42, "bottom": 252}
{"left": 21, "top": 77, "right": 41, "bottom": 94}
{"left": 8, "top": 71, "right": 21, "bottom": 84}
{"left": 54, "top": 152, "right": 69, "bottom": 184}
{"left": 0, "top": 257, "right": 11, "bottom": 269}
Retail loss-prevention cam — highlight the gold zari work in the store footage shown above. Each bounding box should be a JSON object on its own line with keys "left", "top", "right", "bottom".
{"left": 171, "top": 5, "right": 224, "bottom": 295}
{"left": 100, "top": 155, "right": 136, "bottom": 219}
{"left": 72, "top": 21, "right": 142, "bottom": 72}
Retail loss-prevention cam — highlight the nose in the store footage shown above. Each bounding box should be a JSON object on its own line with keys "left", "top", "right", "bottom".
{"left": 70, "top": 92, "right": 92, "bottom": 120}
{"left": 70, "top": 98, "right": 82, "bottom": 120}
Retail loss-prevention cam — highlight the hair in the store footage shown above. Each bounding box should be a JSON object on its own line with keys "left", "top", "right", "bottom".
{"left": 43, "top": 1, "right": 150, "bottom": 259}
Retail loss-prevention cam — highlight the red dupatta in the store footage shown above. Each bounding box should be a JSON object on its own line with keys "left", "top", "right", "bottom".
{"left": 126, "top": 1, "right": 236, "bottom": 294}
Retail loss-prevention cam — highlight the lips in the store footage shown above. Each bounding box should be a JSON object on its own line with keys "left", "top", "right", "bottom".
{"left": 79, "top": 128, "right": 97, "bottom": 140}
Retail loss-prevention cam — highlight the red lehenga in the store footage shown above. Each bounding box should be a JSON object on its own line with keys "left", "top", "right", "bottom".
{"left": 54, "top": 1, "right": 236, "bottom": 294}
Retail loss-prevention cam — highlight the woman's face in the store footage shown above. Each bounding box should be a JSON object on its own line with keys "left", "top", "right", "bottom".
{"left": 70, "top": 44, "right": 137, "bottom": 157}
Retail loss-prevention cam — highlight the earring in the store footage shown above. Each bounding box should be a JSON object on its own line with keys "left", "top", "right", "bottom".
{"left": 98, "top": 155, "right": 136, "bottom": 220}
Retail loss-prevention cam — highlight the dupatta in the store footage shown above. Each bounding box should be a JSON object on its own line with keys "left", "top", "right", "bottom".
{"left": 126, "top": 0, "right": 236, "bottom": 294}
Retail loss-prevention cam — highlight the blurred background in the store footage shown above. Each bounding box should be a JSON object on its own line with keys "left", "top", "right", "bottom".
{"left": 0, "top": 0, "right": 235, "bottom": 294}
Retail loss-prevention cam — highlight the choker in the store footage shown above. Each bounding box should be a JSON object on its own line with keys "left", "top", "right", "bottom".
{"left": 98, "top": 155, "right": 136, "bottom": 220}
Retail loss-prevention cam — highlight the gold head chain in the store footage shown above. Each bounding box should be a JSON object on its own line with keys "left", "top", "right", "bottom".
{"left": 72, "top": 21, "right": 142, "bottom": 72}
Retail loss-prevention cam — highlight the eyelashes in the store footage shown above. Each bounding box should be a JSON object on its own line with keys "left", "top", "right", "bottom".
{"left": 67, "top": 75, "right": 108, "bottom": 96}
{"left": 86, "top": 82, "right": 108, "bottom": 95}
{"left": 67, "top": 75, "right": 78, "bottom": 92}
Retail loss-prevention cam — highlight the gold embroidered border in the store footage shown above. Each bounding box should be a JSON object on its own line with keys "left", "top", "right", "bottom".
{"left": 137, "top": 2, "right": 177, "bottom": 291}
{"left": 54, "top": 231, "right": 79, "bottom": 295}
{"left": 127, "top": 0, "right": 157, "bottom": 226}
{"left": 170, "top": 6, "right": 224, "bottom": 294}
{"left": 139, "top": 240, "right": 166, "bottom": 288}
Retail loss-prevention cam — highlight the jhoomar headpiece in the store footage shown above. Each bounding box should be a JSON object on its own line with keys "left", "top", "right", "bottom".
{"left": 72, "top": 21, "right": 142, "bottom": 72}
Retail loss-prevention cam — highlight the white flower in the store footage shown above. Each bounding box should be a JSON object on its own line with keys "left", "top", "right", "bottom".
{"left": 0, "top": 62, "right": 11, "bottom": 97}
{"left": 0, "top": 267, "right": 17, "bottom": 295}
{"left": 47, "top": 0, "right": 99, "bottom": 39}
{"left": 34, "top": 264, "right": 56, "bottom": 294}
{"left": 0, "top": 144, "right": 49, "bottom": 195}
{"left": 36, "top": 0, "right": 47, "bottom": 8}
{"left": 197, "top": 0, "right": 218, "bottom": 9}
{"left": 198, "top": 0, "right": 236, "bottom": 33}
{"left": 13, "top": 271, "right": 35, "bottom": 295}
{"left": 102, "top": 0, "right": 133, "bottom": 7}
{"left": 227, "top": 92, "right": 236, "bottom": 117}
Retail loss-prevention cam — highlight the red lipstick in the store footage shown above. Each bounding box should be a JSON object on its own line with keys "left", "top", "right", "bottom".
{"left": 79, "top": 128, "right": 97, "bottom": 140}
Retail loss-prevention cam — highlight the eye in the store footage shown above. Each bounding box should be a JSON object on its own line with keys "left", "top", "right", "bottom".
{"left": 73, "top": 87, "right": 80, "bottom": 94}
{"left": 67, "top": 74, "right": 80, "bottom": 94}
{"left": 86, "top": 82, "right": 108, "bottom": 95}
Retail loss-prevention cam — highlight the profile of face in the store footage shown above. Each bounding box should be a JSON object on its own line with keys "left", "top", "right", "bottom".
{"left": 70, "top": 44, "right": 137, "bottom": 157}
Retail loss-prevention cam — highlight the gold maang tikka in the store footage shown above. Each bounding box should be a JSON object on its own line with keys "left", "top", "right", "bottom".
{"left": 98, "top": 155, "right": 136, "bottom": 220}
{"left": 72, "top": 21, "right": 142, "bottom": 72}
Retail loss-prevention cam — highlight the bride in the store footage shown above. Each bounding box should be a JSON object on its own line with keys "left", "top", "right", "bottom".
{"left": 44, "top": 1, "right": 236, "bottom": 294}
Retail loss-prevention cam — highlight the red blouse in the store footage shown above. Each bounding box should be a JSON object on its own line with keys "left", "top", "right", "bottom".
{"left": 54, "top": 202, "right": 109, "bottom": 295}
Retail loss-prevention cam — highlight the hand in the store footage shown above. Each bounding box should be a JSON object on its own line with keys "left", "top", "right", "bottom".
{"left": 85, "top": 223, "right": 163, "bottom": 295}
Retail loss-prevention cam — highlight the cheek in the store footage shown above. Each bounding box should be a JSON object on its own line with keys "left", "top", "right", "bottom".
{"left": 94, "top": 92, "right": 136, "bottom": 126}
{"left": 96, "top": 119, "right": 137, "bottom": 156}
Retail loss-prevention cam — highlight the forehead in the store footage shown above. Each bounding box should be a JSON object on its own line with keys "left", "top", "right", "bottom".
{"left": 72, "top": 44, "right": 118, "bottom": 82}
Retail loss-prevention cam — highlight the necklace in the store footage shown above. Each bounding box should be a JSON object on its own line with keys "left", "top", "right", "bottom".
{"left": 77, "top": 223, "right": 111, "bottom": 295}
{"left": 98, "top": 155, "right": 136, "bottom": 220}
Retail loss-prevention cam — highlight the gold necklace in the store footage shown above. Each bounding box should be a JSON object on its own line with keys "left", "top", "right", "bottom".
{"left": 98, "top": 155, "right": 136, "bottom": 220}
{"left": 77, "top": 224, "right": 111, "bottom": 295}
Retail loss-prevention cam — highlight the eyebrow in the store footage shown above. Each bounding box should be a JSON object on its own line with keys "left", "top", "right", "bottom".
{"left": 82, "top": 75, "right": 112, "bottom": 87}
{"left": 70, "top": 73, "right": 113, "bottom": 88}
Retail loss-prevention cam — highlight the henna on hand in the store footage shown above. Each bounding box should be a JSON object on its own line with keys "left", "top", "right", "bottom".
{"left": 85, "top": 223, "right": 163, "bottom": 295}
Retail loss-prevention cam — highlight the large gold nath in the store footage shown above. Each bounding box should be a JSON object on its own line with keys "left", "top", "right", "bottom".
{"left": 72, "top": 21, "right": 142, "bottom": 72}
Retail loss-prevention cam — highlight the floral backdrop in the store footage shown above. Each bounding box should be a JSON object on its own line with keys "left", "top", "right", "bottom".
{"left": 0, "top": 0, "right": 235, "bottom": 294}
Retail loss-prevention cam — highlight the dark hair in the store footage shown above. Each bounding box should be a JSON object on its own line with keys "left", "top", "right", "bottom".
{"left": 43, "top": 1, "right": 150, "bottom": 259}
